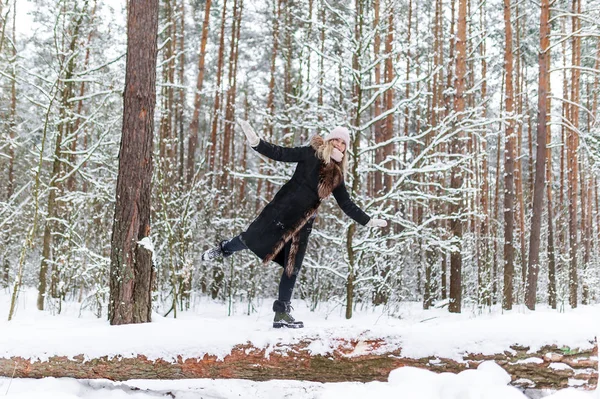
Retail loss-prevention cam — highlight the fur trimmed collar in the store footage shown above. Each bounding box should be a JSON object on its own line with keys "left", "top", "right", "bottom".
{"left": 310, "top": 134, "right": 325, "bottom": 151}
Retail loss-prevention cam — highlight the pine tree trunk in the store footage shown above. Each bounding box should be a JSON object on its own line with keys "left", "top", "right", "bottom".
{"left": 177, "top": 0, "right": 186, "bottom": 183}
{"left": 502, "top": 0, "right": 516, "bottom": 311}
{"left": 449, "top": 0, "right": 467, "bottom": 314}
{"left": 346, "top": 0, "right": 365, "bottom": 319}
{"left": 568, "top": 0, "right": 581, "bottom": 308}
{"left": 109, "top": 0, "right": 159, "bottom": 325}
{"left": 478, "top": 5, "right": 490, "bottom": 306}
{"left": 403, "top": 0, "right": 412, "bottom": 158}
{"left": 2, "top": 341, "right": 596, "bottom": 390}
{"left": 373, "top": 0, "right": 383, "bottom": 196}
{"left": 383, "top": 1, "right": 394, "bottom": 193}
{"left": 546, "top": 59, "right": 557, "bottom": 309}
{"left": 221, "top": 0, "right": 242, "bottom": 190}
{"left": 525, "top": 0, "right": 550, "bottom": 310}
{"left": 256, "top": 0, "right": 283, "bottom": 206}
{"left": 67, "top": 0, "right": 97, "bottom": 193}
{"left": 186, "top": 0, "right": 211, "bottom": 185}
{"left": 208, "top": 0, "right": 228, "bottom": 181}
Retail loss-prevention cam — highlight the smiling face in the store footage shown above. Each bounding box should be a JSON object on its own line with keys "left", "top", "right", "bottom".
{"left": 330, "top": 138, "right": 346, "bottom": 153}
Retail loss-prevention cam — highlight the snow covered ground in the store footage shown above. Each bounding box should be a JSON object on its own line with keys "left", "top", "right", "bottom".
{"left": 0, "top": 289, "right": 598, "bottom": 398}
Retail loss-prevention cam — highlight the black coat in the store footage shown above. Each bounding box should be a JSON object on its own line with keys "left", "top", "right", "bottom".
{"left": 240, "top": 138, "right": 370, "bottom": 271}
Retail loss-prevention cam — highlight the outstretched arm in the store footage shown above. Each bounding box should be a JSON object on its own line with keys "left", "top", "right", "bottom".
{"left": 238, "top": 119, "right": 309, "bottom": 162}
{"left": 332, "top": 183, "right": 387, "bottom": 227}
{"left": 332, "top": 183, "right": 370, "bottom": 225}
{"left": 253, "top": 140, "right": 311, "bottom": 162}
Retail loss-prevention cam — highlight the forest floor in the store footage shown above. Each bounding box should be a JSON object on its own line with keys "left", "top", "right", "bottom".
{"left": 0, "top": 288, "right": 598, "bottom": 399}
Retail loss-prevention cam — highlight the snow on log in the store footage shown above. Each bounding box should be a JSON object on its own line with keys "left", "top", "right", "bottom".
{"left": 0, "top": 339, "right": 596, "bottom": 390}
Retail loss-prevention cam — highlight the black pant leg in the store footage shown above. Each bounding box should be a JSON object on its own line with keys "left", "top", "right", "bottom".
{"left": 278, "top": 241, "right": 298, "bottom": 302}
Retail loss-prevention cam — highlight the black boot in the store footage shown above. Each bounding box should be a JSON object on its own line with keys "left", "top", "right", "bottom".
{"left": 272, "top": 300, "right": 304, "bottom": 329}
{"left": 201, "top": 240, "right": 232, "bottom": 261}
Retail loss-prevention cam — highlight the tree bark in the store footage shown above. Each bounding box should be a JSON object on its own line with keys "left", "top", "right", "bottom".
{"left": 546, "top": 67, "right": 557, "bottom": 309}
{"left": 525, "top": 0, "right": 550, "bottom": 311}
{"left": 208, "top": 0, "right": 228, "bottom": 179}
{"left": 502, "top": 0, "right": 516, "bottom": 311}
{"left": 109, "top": 0, "right": 159, "bottom": 325}
{"left": 186, "top": 0, "right": 212, "bottom": 186}
{"left": 373, "top": 0, "right": 383, "bottom": 197}
{"left": 448, "top": 0, "right": 467, "bottom": 314}
{"left": 1, "top": 341, "right": 596, "bottom": 390}
{"left": 478, "top": 5, "right": 490, "bottom": 307}
{"left": 2, "top": 0, "right": 17, "bottom": 288}
{"left": 567, "top": 0, "right": 581, "bottom": 309}
{"left": 221, "top": 0, "right": 243, "bottom": 191}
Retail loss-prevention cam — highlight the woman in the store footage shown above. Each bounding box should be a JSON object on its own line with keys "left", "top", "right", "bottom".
{"left": 202, "top": 121, "right": 387, "bottom": 328}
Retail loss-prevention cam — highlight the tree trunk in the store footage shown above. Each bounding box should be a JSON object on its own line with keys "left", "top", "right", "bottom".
{"left": 38, "top": 2, "right": 88, "bottom": 310}
{"left": 177, "top": 0, "right": 186, "bottom": 183}
{"left": 513, "top": 4, "right": 527, "bottom": 293}
{"left": 383, "top": 0, "right": 394, "bottom": 193}
{"left": 478, "top": 5, "right": 490, "bottom": 307}
{"left": 109, "top": 0, "right": 159, "bottom": 325}
{"left": 546, "top": 61, "right": 557, "bottom": 309}
{"left": 403, "top": 0, "right": 412, "bottom": 159}
{"left": 186, "top": 0, "right": 212, "bottom": 185}
{"left": 67, "top": 0, "right": 98, "bottom": 193}
{"left": 525, "top": 0, "right": 550, "bottom": 311}
{"left": 346, "top": 0, "right": 365, "bottom": 319}
{"left": 502, "top": 0, "right": 516, "bottom": 311}
{"left": 221, "top": 0, "right": 242, "bottom": 190}
{"left": 255, "top": 0, "right": 283, "bottom": 207}
{"left": 373, "top": 0, "right": 383, "bottom": 197}
{"left": 208, "top": 0, "right": 228, "bottom": 178}
{"left": 2, "top": 0, "right": 16, "bottom": 287}
{"left": 1, "top": 341, "right": 596, "bottom": 390}
{"left": 449, "top": 0, "right": 467, "bottom": 314}
{"left": 567, "top": 0, "right": 581, "bottom": 309}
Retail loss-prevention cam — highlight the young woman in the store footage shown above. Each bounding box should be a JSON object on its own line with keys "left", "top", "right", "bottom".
{"left": 202, "top": 121, "right": 387, "bottom": 328}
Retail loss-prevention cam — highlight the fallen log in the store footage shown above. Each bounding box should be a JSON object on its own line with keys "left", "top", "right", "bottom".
{"left": 0, "top": 339, "right": 596, "bottom": 390}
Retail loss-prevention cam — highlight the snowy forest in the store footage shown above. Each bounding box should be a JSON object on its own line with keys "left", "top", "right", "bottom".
{"left": 1, "top": 0, "right": 599, "bottom": 322}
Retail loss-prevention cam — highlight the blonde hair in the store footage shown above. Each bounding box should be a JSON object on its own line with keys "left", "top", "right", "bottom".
{"left": 316, "top": 139, "right": 349, "bottom": 178}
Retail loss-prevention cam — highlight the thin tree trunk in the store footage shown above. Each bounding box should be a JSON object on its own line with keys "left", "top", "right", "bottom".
{"left": 67, "top": 0, "right": 97, "bottom": 193}
{"left": 502, "top": 0, "right": 516, "bottom": 310}
{"left": 403, "top": 0, "right": 412, "bottom": 160}
{"left": 525, "top": 0, "right": 550, "bottom": 310}
{"left": 177, "top": 0, "right": 185, "bottom": 183}
{"left": 318, "top": 1, "right": 325, "bottom": 121}
{"left": 448, "top": 0, "right": 467, "bottom": 314}
{"left": 221, "top": 0, "right": 242, "bottom": 190}
{"left": 109, "top": 0, "right": 159, "bottom": 325}
{"left": 186, "top": 0, "right": 211, "bottom": 185}
{"left": 208, "top": 0, "right": 228, "bottom": 179}
{"left": 479, "top": 4, "right": 490, "bottom": 306}
{"left": 3, "top": 0, "right": 16, "bottom": 287}
{"left": 384, "top": 0, "right": 394, "bottom": 193}
{"left": 568, "top": 0, "right": 581, "bottom": 308}
{"left": 38, "top": 2, "right": 88, "bottom": 310}
{"left": 513, "top": 4, "right": 527, "bottom": 295}
{"left": 210, "top": 0, "right": 231, "bottom": 296}
{"left": 546, "top": 48, "right": 557, "bottom": 309}
{"left": 373, "top": 0, "right": 383, "bottom": 197}
{"left": 346, "top": 0, "right": 365, "bottom": 319}
{"left": 256, "top": 0, "right": 283, "bottom": 207}
{"left": 582, "top": 169, "right": 590, "bottom": 304}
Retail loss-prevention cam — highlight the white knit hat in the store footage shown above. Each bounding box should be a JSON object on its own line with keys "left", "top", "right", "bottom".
{"left": 324, "top": 126, "right": 350, "bottom": 149}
